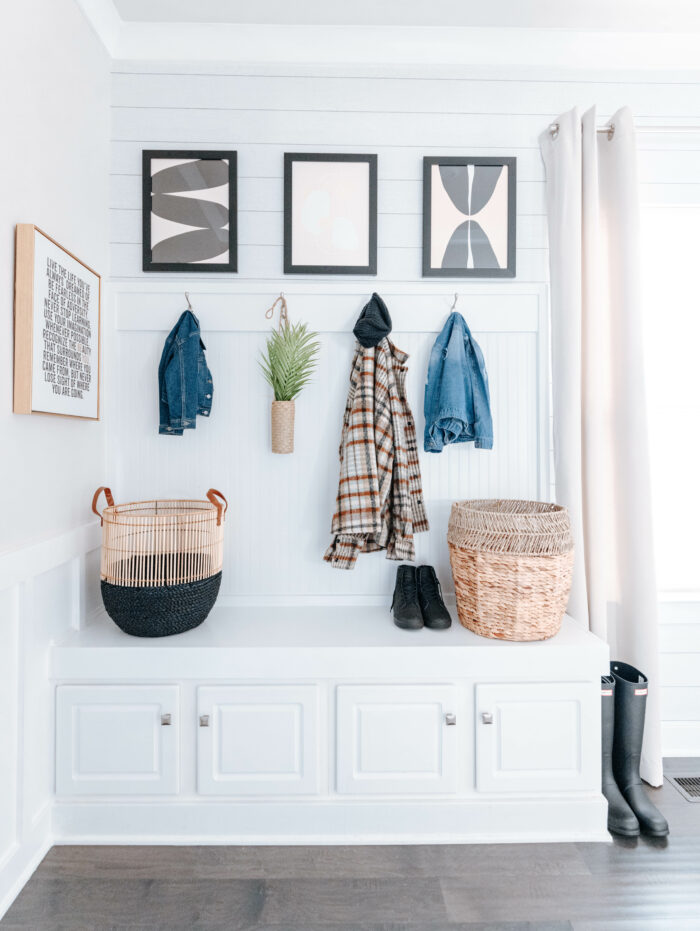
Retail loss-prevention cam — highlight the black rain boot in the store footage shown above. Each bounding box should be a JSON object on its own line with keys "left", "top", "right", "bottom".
{"left": 391, "top": 565, "right": 423, "bottom": 630}
{"left": 601, "top": 675, "right": 640, "bottom": 837}
{"left": 611, "top": 661, "right": 669, "bottom": 838}
{"left": 417, "top": 565, "right": 452, "bottom": 630}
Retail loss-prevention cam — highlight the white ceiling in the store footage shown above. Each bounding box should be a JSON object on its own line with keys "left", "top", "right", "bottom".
{"left": 111, "top": 0, "right": 700, "bottom": 31}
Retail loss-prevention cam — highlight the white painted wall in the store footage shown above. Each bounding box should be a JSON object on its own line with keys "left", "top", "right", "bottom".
{"left": 0, "top": 1, "right": 110, "bottom": 551}
{"left": 0, "top": 0, "right": 109, "bottom": 915}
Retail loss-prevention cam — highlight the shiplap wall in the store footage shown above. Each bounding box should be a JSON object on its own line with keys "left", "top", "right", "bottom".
{"left": 109, "top": 63, "right": 700, "bottom": 753}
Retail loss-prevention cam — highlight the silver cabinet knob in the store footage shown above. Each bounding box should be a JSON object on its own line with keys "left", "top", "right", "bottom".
{"left": 444, "top": 713, "right": 457, "bottom": 726}
{"left": 481, "top": 712, "right": 494, "bottom": 725}
{"left": 161, "top": 714, "right": 172, "bottom": 726}
{"left": 199, "top": 714, "right": 210, "bottom": 727}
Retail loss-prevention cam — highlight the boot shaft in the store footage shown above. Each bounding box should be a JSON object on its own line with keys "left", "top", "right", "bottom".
{"left": 600, "top": 675, "right": 616, "bottom": 783}
{"left": 610, "top": 661, "right": 648, "bottom": 789}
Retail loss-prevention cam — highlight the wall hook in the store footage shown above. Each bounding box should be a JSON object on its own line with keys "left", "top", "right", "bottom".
{"left": 265, "top": 292, "right": 289, "bottom": 329}
{"left": 185, "top": 292, "right": 192, "bottom": 310}
{"left": 450, "top": 292, "right": 459, "bottom": 312}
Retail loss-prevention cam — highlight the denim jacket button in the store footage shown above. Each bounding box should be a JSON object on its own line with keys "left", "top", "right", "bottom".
{"left": 206, "top": 394, "right": 211, "bottom": 399}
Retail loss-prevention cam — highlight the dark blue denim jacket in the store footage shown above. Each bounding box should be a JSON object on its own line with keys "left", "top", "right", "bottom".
{"left": 424, "top": 312, "right": 493, "bottom": 452}
{"left": 158, "top": 310, "right": 213, "bottom": 435}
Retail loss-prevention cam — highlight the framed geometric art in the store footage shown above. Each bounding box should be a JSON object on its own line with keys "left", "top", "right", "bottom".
{"left": 422, "top": 156, "right": 516, "bottom": 278}
{"left": 284, "top": 153, "right": 377, "bottom": 275}
{"left": 142, "top": 150, "right": 237, "bottom": 273}
{"left": 13, "top": 225, "right": 101, "bottom": 419}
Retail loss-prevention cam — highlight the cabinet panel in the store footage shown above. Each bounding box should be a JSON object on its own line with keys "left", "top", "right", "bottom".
{"left": 56, "top": 685, "right": 179, "bottom": 796}
{"left": 336, "top": 684, "right": 458, "bottom": 795}
{"left": 475, "top": 682, "right": 598, "bottom": 794}
{"left": 197, "top": 685, "right": 319, "bottom": 796}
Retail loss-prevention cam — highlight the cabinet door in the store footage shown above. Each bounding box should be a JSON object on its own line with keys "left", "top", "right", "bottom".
{"left": 197, "top": 685, "right": 319, "bottom": 796}
{"left": 56, "top": 685, "right": 179, "bottom": 796}
{"left": 336, "top": 684, "right": 458, "bottom": 795}
{"left": 475, "top": 682, "right": 598, "bottom": 794}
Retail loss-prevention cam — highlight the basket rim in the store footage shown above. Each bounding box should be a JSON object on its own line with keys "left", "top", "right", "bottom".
{"left": 102, "top": 498, "right": 221, "bottom": 525}
{"left": 451, "top": 498, "right": 568, "bottom": 516}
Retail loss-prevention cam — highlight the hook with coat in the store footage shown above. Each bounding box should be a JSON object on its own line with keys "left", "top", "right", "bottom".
{"left": 185, "top": 292, "right": 193, "bottom": 311}
{"left": 450, "top": 292, "right": 459, "bottom": 312}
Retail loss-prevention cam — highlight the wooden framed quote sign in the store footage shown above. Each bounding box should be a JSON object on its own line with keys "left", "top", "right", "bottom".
{"left": 13, "top": 225, "right": 101, "bottom": 419}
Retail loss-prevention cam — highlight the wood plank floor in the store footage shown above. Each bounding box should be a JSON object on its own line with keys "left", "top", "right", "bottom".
{"left": 3, "top": 761, "right": 700, "bottom": 930}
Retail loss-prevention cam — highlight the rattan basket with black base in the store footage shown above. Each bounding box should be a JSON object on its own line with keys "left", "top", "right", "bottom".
{"left": 101, "top": 571, "right": 222, "bottom": 637}
{"left": 92, "top": 487, "right": 227, "bottom": 638}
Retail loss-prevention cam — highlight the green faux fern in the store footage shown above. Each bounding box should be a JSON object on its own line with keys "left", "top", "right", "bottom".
{"left": 259, "top": 321, "right": 321, "bottom": 401}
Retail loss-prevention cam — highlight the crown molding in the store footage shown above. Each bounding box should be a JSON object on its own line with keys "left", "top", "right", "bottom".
{"left": 74, "top": 0, "right": 124, "bottom": 56}
{"left": 73, "top": 4, "right": 700, "bottom": 72}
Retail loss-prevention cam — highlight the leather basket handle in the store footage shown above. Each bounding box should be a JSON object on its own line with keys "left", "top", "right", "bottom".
{"left": 92, "top": 486, "right": 114, "bottom": 525}
{"left": 206, "top": 488, "right": 228, "bottom": 526}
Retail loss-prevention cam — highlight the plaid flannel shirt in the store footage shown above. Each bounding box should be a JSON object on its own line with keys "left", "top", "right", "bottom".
{"left": 324, "top": 338, "right": 429, "bottom": 569}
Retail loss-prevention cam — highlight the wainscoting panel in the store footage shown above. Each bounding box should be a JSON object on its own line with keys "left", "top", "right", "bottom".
{"left": 0, "top": 526, "right": 100, "bottom": 918}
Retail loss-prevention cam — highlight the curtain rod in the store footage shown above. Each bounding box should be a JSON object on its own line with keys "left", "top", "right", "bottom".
{"left": 549, "top": 122, "right": 615, "bottom": 140}
{"left": 549, "top": 122, "right": 700, "bottom": 140}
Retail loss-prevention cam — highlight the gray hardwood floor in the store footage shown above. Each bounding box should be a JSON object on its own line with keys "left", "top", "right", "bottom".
{"left": 4, "top": 760, "right": 700, "bottom": 930}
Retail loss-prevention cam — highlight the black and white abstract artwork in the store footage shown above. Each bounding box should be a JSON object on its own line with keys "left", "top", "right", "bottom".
{"left": 142, "top": 151, "right": 237, "bottom": 273}
{"left": 422, "top": 157, "right": 516, "bottom": 278}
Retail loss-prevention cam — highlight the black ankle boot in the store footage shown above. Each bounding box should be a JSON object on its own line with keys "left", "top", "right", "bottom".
{"left": 611, "top": 661, "right": 669, "bottom": 838}
{"left": 417, "top": 565, "right": 451, "bottom": 630}
{"left": 391, "top": 565, "right": 423, "bottom": 630}
{"left": 601, "top": 675, "right": 640, "bottom": 836}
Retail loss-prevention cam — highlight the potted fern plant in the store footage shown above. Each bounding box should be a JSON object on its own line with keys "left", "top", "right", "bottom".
{"left": 260, "top": 319, "right": 320, "bottom": 454}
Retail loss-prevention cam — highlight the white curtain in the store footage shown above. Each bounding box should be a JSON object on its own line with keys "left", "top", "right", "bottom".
{"left": 540, "top": 107, "right": 662, "bottom": 786}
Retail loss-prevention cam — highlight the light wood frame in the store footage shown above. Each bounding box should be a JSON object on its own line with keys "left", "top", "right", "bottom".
{"left": 13, "top": 224, "right": 101, "bottom": 419}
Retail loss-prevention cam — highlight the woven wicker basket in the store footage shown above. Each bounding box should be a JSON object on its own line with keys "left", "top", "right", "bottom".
{"left": 92, "top": 486, "right": 227, "bottom": 637}
{"left": 271, "top": 400, "right": 295, "bottom": 454}
{"left": 448, "top": 499, "right": 574, "bottom": 641}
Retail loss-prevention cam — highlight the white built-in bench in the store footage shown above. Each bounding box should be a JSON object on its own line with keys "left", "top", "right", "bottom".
{"left": 50, "top": 606, "right": 610, "bottom": 844}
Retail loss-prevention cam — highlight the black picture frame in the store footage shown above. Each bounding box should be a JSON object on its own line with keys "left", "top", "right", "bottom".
{"left": 422, "top": 156, "right": 516, "bottom": 278}
{"left": 142, "top": 150, "right": 237, "bottom": 273}
{"left": 284, "top": 153, "right": 377, "bottom": 275}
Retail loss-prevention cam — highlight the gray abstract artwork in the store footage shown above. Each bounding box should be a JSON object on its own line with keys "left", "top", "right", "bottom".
{"left": 150, "top": 159, "right": 230, "bottom": 264}
{"left": 431, "top": 163, "right": 508, "bottom": 270}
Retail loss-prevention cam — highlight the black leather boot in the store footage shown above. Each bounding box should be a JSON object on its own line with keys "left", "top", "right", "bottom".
{"left": 611, "top": 661, "right": 669, "bottom": 838}
{"left": 417, "top": 565, "right": 451, "bottom": 630}
{"left": 601, "top": 675, "right": 640, "bottom": 836}
{"left": 391, "top": 565, "right": 423, "bottom": 630}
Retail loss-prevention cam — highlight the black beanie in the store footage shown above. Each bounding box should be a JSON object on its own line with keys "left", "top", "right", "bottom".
{"left": 353, "top": 293, "right": 392, "bottom": 348}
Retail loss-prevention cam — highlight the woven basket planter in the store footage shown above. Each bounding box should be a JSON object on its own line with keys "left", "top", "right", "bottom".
{"left": 271, "top": 400, "right": 295, "bottom": 454}
{"left": 92, "top": 486, "right": 227, "bottom": 638}
{"left": 448, "top": 499, "right": 574, "bottom": 642}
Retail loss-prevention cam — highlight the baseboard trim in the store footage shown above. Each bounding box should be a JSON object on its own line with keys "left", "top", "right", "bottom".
{"left": 52, "top": 795, "right": 609, "bottom": 846}
{"left": 0, "top": 814, "right": 52, "bottom": 921}
{"left": 51, "top": 830, "right": 613, "bottom": 846}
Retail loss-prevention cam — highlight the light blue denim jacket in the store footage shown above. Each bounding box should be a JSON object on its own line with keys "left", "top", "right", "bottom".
{"left": 424, "top": 312, "right": 493, "bottom": 452}
{"left": 158, "top": 310, "right": 213, "bottom": 435}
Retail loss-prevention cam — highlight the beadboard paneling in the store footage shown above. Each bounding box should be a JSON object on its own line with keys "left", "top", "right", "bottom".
{"left": 111, "top": 315, "right": 541, "bottom": 599}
